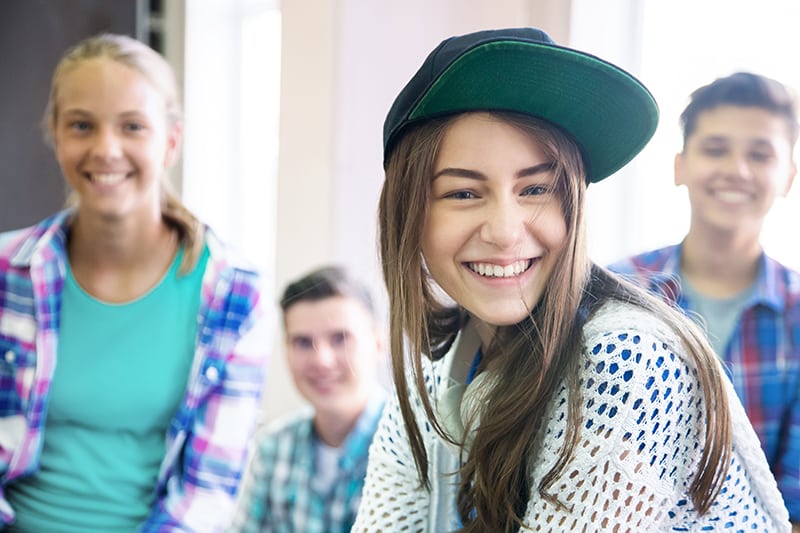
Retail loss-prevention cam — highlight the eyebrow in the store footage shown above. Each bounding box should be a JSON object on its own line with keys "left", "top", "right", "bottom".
{"left": 60, "top": 108, "right": 148, "bottom": 120}
{"left": 60, "top": 108, "right": 92, "bottom": 117}
{"left": 433, "top": 161, "right": 555, "bottom": 180}
{"left": 287, "top": 328, "right": 351, "bottom": 338}
{"left": 699, "top": 135, "right": 776, "bottom": 148}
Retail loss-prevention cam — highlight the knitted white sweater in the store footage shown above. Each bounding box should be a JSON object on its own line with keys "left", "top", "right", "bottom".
{"left": 352, "top": 301, "right": 790, "bottom": 532}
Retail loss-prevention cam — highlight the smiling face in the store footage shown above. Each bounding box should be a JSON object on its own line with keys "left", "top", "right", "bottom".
{"left": 421, "top": 113, "right": 568, "bottom": 332}
{"left": 50, "top": 57, "right": 181, "bottom": 224}
{"left": 675, "top": 105, "right": 796, "bottom": 238}
{"left": 284, "top": 296, "right": 382, "bottom": 420}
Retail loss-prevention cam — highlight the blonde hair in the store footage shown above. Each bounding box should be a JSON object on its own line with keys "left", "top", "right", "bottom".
{"left": 46, "top": 33, "right": 203, "bottom": 273}
{"left": 379, "top": 111, "right": 732, "bottom": 531}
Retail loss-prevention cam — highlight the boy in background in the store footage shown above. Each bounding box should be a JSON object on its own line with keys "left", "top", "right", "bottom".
{"left": 229, "top": 265, "right": 386, "bottom": 532}
{"left": 610, "top": 72, "right": 800, "bottom": 525}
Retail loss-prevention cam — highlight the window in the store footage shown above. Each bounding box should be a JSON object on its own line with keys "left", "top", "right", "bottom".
{"left": 181, "top": 0, "right": 280, "bottom": 290}
{"left": 573, "top": 0, "right": 800, "bottom": 268}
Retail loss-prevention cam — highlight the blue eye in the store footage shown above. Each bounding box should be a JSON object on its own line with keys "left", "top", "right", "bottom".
{"left": 291, "top": 336, "right": 314, "bottom": 350}
{"left": 702, "top": 147, "right": 727, "bottom": 158}
{"left": 522, "top": 185, "right": 550, "bottom": 196}
{"left": 69, "top": 121, "right": 91, "bottom": 132}
{"left": 124, "top": 122, "right": 145, "bottom": 133}
{"left": 330, "top": 331, "right": 349, "bottom": 348}
{"left": 749, "top": 151, "right": 773, "bottom": 163}
{"left": 444, "top": 190, "right": 478, "bottom": 200}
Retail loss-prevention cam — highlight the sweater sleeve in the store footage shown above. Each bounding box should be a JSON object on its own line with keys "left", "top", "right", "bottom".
{"left": 355, "top": 305, "right": 789, "bottom": 531}
{"left": 522, "top": 326, "right": 789, "bottom": 532}
{"left": 520, "top": 329, "right": 703, "bottom": 530}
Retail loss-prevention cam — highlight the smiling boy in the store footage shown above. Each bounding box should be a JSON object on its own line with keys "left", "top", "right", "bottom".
{"left": 610, "top": 72, "right": 800, "bottom": 525}
{"left": 229, "top": 265, "right": 386, "bottom": 532}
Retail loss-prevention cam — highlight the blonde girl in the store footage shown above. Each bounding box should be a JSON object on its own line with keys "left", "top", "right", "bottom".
{"left": 0, "top": 34, "right": 268, "bottom": 531}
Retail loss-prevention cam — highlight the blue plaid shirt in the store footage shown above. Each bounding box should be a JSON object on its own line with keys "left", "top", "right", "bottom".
{"left": 228, "top": 390, "right": 385, "bottom": 533}
{"left": 609, "top": 243, "right": 800, "bottom": 521}
{"left": 0, "top": 210, "right": 271, "bottom": 531}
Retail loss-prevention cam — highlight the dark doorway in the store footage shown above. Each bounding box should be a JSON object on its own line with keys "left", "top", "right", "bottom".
{"left": 0, "top": 0, "right": 146, "bottom": 231}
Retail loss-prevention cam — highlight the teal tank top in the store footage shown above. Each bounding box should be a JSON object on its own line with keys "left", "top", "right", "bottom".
{"left": 6, "top": 244, "right": 209, "bottom": 532}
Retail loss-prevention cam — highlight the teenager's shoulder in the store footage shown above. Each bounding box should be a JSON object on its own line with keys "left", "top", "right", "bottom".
{"left": 254, "top": 408, "right": 315, "bottom": 447}
{"left": 581, "top": 301, "right": 693, "bottom": 375}
{"left": 763, "top": 254, "right": 800, "bottom": 299}
{"left": 578, "top": 302, "right": 702, "bottom": 430}
{"left": 583, "top": 301, "right": 680, "bottom": 344}
{"left": 0, "top": 211, "right": 70, "bottom": 264}
{"left": 203, "top": 225, "right": 261, "bottom": 278}
{"left": 0, "top": 228, "right": 29, "bottom": 265}
{"left": 607, "top": 244, "right": 680, "bottom": 277}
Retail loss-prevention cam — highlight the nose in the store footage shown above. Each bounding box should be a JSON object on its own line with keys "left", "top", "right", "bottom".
{"left": 479, "top": 197, "right": 525, "bottom": 248}
{"left": 721, "top": 151, "right": 754, "bottom": 180}
{"left": 310, "top": 341, "right": 338, "bottom": 368}
{"left": 90, "top": 126, "right": 123, "bottom": 160}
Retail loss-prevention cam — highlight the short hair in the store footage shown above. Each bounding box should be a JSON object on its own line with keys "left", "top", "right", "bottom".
{"left": 680, "top": 72, "right": 799, "bottom": 147}
{"left": 280, "top": 265, "right": 376, "bottom": 318}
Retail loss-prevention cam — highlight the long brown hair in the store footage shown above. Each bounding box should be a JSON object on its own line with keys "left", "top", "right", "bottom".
{"left": 45, "top": 33, "right": 203, "bottom": 274}
{"left": 379, "top": 111, "right": 731, "bottom": 532}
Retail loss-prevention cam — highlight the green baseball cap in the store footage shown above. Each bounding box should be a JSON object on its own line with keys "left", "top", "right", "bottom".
{"left": 382, "top": 27, "right": 659, "bottom": 183}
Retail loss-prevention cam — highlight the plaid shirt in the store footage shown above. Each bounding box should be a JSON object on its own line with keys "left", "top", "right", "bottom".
{"left": 609, "top": 244, "right": 800, "bottom": 520}
{"left": 228, "top": 390, "right": 385, "bottom": 533}
{"left": 0, "top": 210, "right": 271, "bottom": 532}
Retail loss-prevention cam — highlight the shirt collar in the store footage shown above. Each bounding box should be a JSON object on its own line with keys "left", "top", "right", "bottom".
{"left": 753, "top": 253, "right": 788, "bottom": 312}
{"left": 335, "top": 388, "right": 386, "bottom": 471}
{"left": 9, "top": 209, "right": 72, "bottom": 269}
{"left": 675, "top": 242, "right": 785, "bottom": 312}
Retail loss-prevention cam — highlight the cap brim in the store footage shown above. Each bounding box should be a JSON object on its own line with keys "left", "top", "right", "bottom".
{"left": 407, "top": 40, "right": 658, "bottom": 182}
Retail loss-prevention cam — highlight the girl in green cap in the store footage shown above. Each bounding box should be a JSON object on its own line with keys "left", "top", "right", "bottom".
{"left": 352, "top": 27, "right": 789, "bottom": 532}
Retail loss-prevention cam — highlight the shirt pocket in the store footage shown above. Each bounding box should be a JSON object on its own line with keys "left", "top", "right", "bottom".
{"left": 0, "top": 337, "right": 33, "bottom": 469}
{"left": 0, "top": 336, "right": 35, "bottom": 414}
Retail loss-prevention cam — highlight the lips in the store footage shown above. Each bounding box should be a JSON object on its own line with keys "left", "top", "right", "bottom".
{"left": 467, "top": 259, "right": 533, "bottom": 278}
{"left": 306, "top": 377, "right": 342, "bottom": 396}
{"left": 308, "top": 374, "right": 341, "bottom": 388}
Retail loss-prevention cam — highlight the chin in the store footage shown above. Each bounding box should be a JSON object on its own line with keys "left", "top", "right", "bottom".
{"left": 471, "top": 302, "right": 534, "bottom": 327}
{"left": 473, "top": 311, "right": 531, "bottom": 327}
{"left": 488, "top": 317, "right": 529, "bottom": 327}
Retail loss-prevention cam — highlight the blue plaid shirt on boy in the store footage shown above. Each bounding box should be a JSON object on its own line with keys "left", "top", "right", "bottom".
{"left": 609, "top": 243, "right": 800, "bottom": 521}
{"left": 228, "top": 390, "right": 385, "bottom": 533}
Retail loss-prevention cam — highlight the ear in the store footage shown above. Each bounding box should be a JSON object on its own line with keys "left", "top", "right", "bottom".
{"left": 163, "top": 121, "right": 183, "bottom": 168}
{"left": 780, "top": 160, "right": 796, "bottom": 198}
{"left": 372, "top": 325, "right": 387, "bottom": 364}
{"left": 48, "top": 117, "right": 58, "bottom": 148}
{"left": 673, "top": 152, "right": 685, "bottom": 187}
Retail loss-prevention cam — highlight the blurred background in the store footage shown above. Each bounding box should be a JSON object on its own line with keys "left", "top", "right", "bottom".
{"left": 2, "top": 0, "right": 798, "bottom": 422}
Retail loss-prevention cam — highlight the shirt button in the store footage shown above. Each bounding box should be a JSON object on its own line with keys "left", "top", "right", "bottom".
{"left": 4, "top": 350, "right": 14, "bottom": 363}
{"left": 205, "top": 366, "right": 219, "bottom": 382}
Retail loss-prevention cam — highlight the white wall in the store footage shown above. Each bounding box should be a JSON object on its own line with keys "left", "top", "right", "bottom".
{"left": 173, "top": 0, "right": 800, "bottom": 426}
{"left": 266, "top": 0, "right": 574, "bottom": 422}
{"left": 572, "top": 0, "right": 800, "bottom": 268}
{"left": 173, "top": 0, "right": 662, "bottom": 423}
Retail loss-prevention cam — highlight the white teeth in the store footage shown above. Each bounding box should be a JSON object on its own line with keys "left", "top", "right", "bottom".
{"left": 91, "top": 173, "right": 126, "bottom": 185}
{"left": 715, "top": 190, "right": 750, "bottom": 203}
{"left": 469, "top": 259, "right": 531, "bottom": 278}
